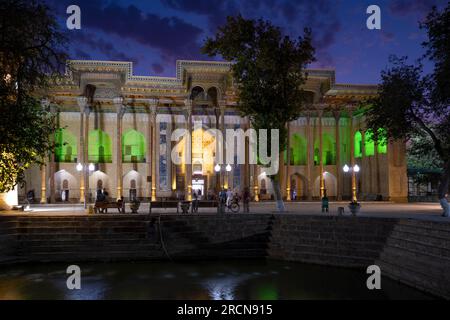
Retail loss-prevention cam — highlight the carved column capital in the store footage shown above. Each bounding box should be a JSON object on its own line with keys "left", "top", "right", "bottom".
{"left": 77, "top": 96, "right": 88, "bottom": 113}
{"left": 333, "top": 110, "right": 341, "bottom": 120}
{"left": 40, "top": 98, "right": 50, "bottom": 110}
{"left": 113, "top": 97, "right": 126, "bottom": 118}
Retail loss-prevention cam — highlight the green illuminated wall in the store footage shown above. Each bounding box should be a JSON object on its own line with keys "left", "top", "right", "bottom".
{"left": 54, "top": 128, "right": 77, "bottom": 162}
{"left": 377, "top": 128, "right": 387, "bottom": 154}
{"left": 354, "top": 131, "right": 362, "bottom": 158}
{"left": 88, "top": 129, "right": 112, "bottom": 163}
{"left": 291, "top": 133, "right": 307, "bottom": 165}
{"left": 122, "top": 129, "right": 146, "bottom": 162}
{"left": 364, "top": 130, "right": 375, "bottom": 156}
{"left": 314, "top": 133, "right": 336, "bottom": 165}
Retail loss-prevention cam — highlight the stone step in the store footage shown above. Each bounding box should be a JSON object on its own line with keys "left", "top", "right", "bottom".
{"left": 397, "top": 219, "right": 450, "bottom": 232}
{"left": 394, "top": 223, "right": 450, "bottom": 239}
{"left": 378, "top": 259, "right": 449, "bottom": 299}
{"left": 381, "top": 242, "right": 450, "bottom": 264}
{"left": 389, "top": 228, "right": 450, "bottom": 247}
{"left": 13, "top": 226, "right": 148, "bottom": 233}
{"left": 17, "top": 243, "right": 161, "bottom": 254}
{"left": 16, "top": 238, "right": 157, "bottom": 246}
{"left": 385, "top": 236, "right": 450, "bottom": 257}
{"left": 15, "top": 221, "right": 149, "bottom": 228}
{"left": 379, "top": 245, "right": 450, "bottom": 279}
{"left": 271, "top": 231, "right": 388, "bottom": 243}
{"left": 22, "top": 250, "right": 167, "bottom": 262}
{"left": 271, "top": 237, "right": 385, "bottom": 251}
{"left": 16, "top": 232, "right": 148, "bottom": 240}
{"left": 269, "top": 249, "right": 373, "bottom": 268}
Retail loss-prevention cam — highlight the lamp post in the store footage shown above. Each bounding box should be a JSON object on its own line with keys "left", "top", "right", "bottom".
{"left": 214, "top": 164, "right": 221, "bottom": 191}
{"left": 343, "top": 164, "right": 360, "bottom": 202}
{"left": 77, "top": 162, "right": 95, "bottom": 209}
{"left": 225, "top": 164, "right": 232, "bottom": 190}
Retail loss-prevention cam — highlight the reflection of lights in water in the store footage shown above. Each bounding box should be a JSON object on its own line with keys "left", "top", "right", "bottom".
{"left": 202, "top": 274, "right": 255, "bottom": 300}
{"left": 64, "top": 277, "right": 107, "bottom": 300}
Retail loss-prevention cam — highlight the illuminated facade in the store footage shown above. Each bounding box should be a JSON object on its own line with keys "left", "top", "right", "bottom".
{"left": 20, "top": 60, "right": 408, "bottom": 203}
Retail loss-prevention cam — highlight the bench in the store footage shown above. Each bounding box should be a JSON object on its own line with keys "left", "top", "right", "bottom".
{"left": 94, "top": 201, "right": 125, "bottom": 214}
{"left": 149, "top": 201, "right": 182, "bottom": 214}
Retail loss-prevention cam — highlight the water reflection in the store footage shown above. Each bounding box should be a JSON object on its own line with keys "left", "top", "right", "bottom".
{"left": 0, "top": 260, "right": 433, "bottom": 300}
{"left": 203, "top": 274, "right": 254, "bottom": 300}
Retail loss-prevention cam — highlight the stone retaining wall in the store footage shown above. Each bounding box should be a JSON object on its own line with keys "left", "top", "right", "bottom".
{"left": 0, "top": 214, "right": 448, "bottom": 299}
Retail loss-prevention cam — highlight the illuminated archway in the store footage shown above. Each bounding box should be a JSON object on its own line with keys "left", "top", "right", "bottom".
{"left": 314, "top": 172, "right": 337, "bottom": 197}
{"left": 314, "top": 133, "right": 336, "bottom": 165}
{"left": 55, "top": 128, "right": 77, "bottom": 162}
{"left": 365, "top": 130, "right": 375, "bottom": 156}
{"left": 291, "top": 133, "right": 307, "bottom": 165}
{"left": 88, "top": 130, "right": 112, "bottom": 163}
{"left": 122, "top": 129, "right": 146, "bottom": 163}
{"left": 354, "top": 131, "right": 363, "bottom": 158}
{"left": 377, "top": 128, "right": 387, "bottom": 154}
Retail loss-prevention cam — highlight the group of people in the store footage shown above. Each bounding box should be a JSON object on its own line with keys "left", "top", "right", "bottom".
{"left": 217, "top": 187, "right": 251, "bottom": 213}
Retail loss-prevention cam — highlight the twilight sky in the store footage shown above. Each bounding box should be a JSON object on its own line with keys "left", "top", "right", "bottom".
{"left": 45, "top": 0, "right": 448, "bottom": 84}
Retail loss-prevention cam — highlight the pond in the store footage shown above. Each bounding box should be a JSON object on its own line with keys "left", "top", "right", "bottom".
{"left": 0, "top": 260, "right": 433, "bottom": 300}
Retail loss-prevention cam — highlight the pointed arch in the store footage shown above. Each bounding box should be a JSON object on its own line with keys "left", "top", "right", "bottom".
{"left": 314, "top": 172, "right": 337, "bottom": 198}
{"left": 88, "top": 129, "right": 112, "bottom": 163}
{"left": 55, "top": 128, "right": 78, "bottom": 162}
{"left": 354, "top": 131, "right": 363, "bottom": 158}
{"left": 365, "top": 130, "right": 375, "bottom": 156}
{"left": 122, "top": 129, "right": 146, "bottom": 163}
{"left": 314, "top": 133, "right": 336, "bottom": 165}
{"left": 291, "top": 133, "right": 307, "bottom": 165}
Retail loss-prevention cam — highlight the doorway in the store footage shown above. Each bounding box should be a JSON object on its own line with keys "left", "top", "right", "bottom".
{"left": 192, "top": 179, "right": 204, "bottom": 199}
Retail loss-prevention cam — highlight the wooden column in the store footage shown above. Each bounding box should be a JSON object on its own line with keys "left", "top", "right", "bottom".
{"left": 244, "top": 117, "right": 250, "bottom": 190}
{"left": 375, "top": 137, "right": 381, "bottom": 195}
{"left": 148, "top": 99, "right": 158, "bottom": 201}
{"left": 184, "top": 99, "right": 192, "bottom": 201}
{"left": 84, "top": 106, "right": 91, "bottom": 203}
{"left": 286, "top": 122, "right": 291, "bottom": 201}
{"left": 214, "top": 107, "right": 221, "bottom": 191}
{"left": 219, "top": 102, "right": 226, "bottom": 189}
{"left": 114, "top": 97, "right": 126, "bottom": 200}
{"left": 318, "top": 110, "right": 324, "bottom": 198}
{"left": 349, "top": 110, "right": 357, "bottom": 202}
{"left": 40, "top": 164, "right": 47, "bottom": 203}
{"left": 334, "top": 110, "right": 342, "bottom": 200}
{"left": 306, "top": 112, "right": 313, "bottom": 200}
{"left": 77, "top": 96, "right": 87, "bottom": 203}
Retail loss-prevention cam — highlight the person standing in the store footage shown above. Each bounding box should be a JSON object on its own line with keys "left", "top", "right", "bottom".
{"left": 441, "top": 193, "right": 449, "bottom": 217}
{"left": 226, "top": 189, "right": 232, "bottom": 211}
{"left": 192, "top": 190, "right": 199, "bottom": 213}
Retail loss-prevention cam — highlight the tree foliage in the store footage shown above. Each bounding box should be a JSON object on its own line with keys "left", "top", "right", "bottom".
{"left": 0, "top": 0, "right": 67, "bottom": 193}
{"left": 202, "top": 15, "right": 315, "bottom": 153}
{"left": 366, "top": 4, "right": 450, "bottom": 199}
{"left": 202, "top": 15, "right": 315, "bottom": 210}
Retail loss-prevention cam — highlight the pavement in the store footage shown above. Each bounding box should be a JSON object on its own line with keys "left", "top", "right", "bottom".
{"left": 1, "top": 201, "right": 449, "bottom": 223}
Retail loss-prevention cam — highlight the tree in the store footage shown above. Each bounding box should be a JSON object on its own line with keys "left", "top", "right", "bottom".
{"left": 202, "top": 15, "right": 315, "bottom": 211}
{"left": 0, "top": 0, "right": 67, "bottom": 207}
{"left": 365, "top": 3, "right": 450, "bottom": 213}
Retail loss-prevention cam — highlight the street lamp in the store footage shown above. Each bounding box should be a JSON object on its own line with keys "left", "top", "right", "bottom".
{"left": 225, "top": 164, "right": 232, "bottom": 190}
{"left": 342, "top": 164, "right": 360, "bottom": 202}
{"left": 77, "top": 163, "right": 95, "bottom": 208}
